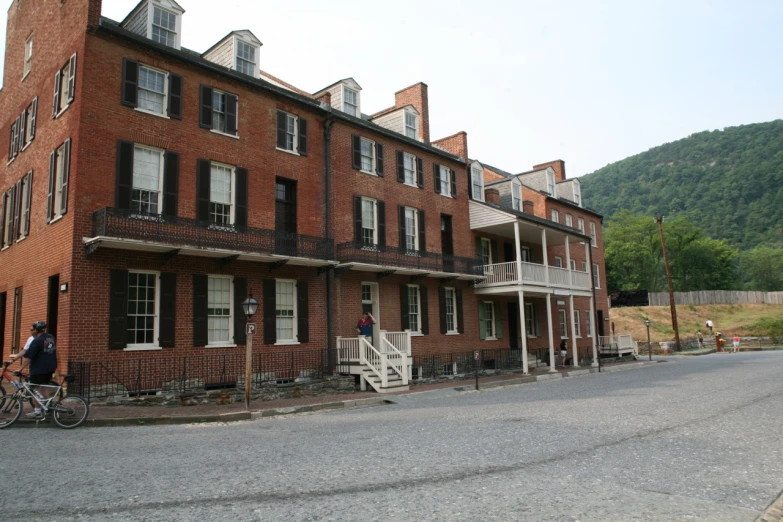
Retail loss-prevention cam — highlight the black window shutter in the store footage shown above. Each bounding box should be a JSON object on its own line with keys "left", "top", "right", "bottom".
{"left": 196, "top": 159, "right": 211, "bottom": 223}
{"left": 276, "top": 111, "right": 287, "bottom": 149}
{"left": 262, "top": 279, "right": 276, "bottom": 345}
{"left": 416, "top": 157, "right": 424, "bottom": 188}
{"left": 298, "top": 117, "right": 308, "bottom": 156}
{"left": 14, "top": 180, "right": 23, "bottom": 238}
{"left": 399, "top": 285, "right": 409, "bottom": 331}
{"left": 159, "top": 273, "right": 176, "bottom": 348}
{"left": 167, "top": 73, "right": 183, "bottom": 119}
{"left": 351, "top": 135, "right": 361, "bottom": 170}
{"left": 420, "top": 285, "right": 429, "bottom": 335}
{"left": 438, "top": 287, "right": 447, "bottom": 334}
{"left": 116, "top": 140, "right": 134, "bottom": 210}
{"left": 418, "top": 209, "right": 426, "bottom": 253}
{"left": 433, "top": 163, "right": 441, "bottom": 194}
{"left": 468, "top": 169, "right": 474, "bottom": 199}
{"left": 199, "top": 85, "right": 213, "bottom": 128}
{"left": 29, "top": 97, "right": 38, "bottom": 140}
{"left": 11, "top": 118, "right": 19, "bottom": 157}
{"left": 353, "top": 196, "right": 362, "bottom": 244}
{"left": 192, "top": 274, "right": 208, "bottom": 347}
{"left": 490, "top": 239, "right": 498, "bottom": 265}
{"left": 233, "top": 277, "right": 248, "bottom": 346}
{"left": 60, "top": 138, "right": 70, "bottom": 215}
{"left": 0, "top": 195, "right": 4, "bottom": 243}
{"left": 46, "top": 150, "right": 55, "bottom": 223}
{"left": 396, "top": 150, "right": 404, "bottom": 183}
{"left": 23, "top": 171, "right": 32, "bottom": 236}
{"left": 450, "top": 169, "right": 457, "bottom": 197}
{"left": 398, "top": 205, "right": 405, "bottom": 249}
{"left": 226, "top": 94, "right": 238, "bottom": 135}
{"left": 163, "top": 151, "right": 179, "bottom": 217}
{"left": 235, "top": 167, "right": 248, "bottom": 231}
{"left": 456, "top": 289, "right": 464, "bottom": 334}
{"left": 377, "top": 200, "right": 386, "bottom": 247}
{"left": 52, "top": 70, "right": 61, "bottom": 118}
{"left": 121, "top": 58, "right": 138, "bottom": 108}
{"left": 67, "top": 53, "right": 77, "bottom": 104}
{"left": 297, "top": 281, "right": 309, "bottom": 343}
{"left": 375, "top": 142, "right": 384, "bottom": 176}
{"left": 109, "top": 269, "right": 128, "bottom": 349}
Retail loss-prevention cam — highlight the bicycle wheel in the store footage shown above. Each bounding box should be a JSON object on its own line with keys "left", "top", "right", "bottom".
{"left": 0, "top": 395, "right": 23, "bottom": 429}
{"left": 0, "top": 384, "right": 7, "bottom": 409}
{"left": 52, "top": 395, "right": 88, "bottom": 429}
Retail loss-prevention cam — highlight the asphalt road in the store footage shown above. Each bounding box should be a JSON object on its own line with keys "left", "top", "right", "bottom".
{"left": 2, "top": 352, "right": 782, "bottom": 521}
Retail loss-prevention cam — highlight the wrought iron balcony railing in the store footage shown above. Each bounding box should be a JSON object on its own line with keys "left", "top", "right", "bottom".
{"left": 92, "top": 207, "right": 334, "bottom": 261}
{"left": 336, "top": 242, "right": 482, "bottom": 275}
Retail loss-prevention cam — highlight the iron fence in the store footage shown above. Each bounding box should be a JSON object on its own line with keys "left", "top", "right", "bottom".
{"left": 93, "top": 207, "right": 334, "bottom": 260}
{"left": 68, "top": 349, "right": 335, "bottom": 402}
{"left": 336, "top": 242, "right": 482, "bottom": 275}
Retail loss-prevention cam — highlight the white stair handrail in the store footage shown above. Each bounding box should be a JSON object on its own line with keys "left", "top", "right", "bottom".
{"left": 381, "top": 336, "right": 408, "bottom": 385}
{"left": 359, "top": 336, "right": 387, "bottom": 388}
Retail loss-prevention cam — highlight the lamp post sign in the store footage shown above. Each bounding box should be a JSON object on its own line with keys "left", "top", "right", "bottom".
{"left": 474, "top": 350, "right": 480, "bottom": 391}
{"left": 246, "top": 323, "right": 256, "bottom": 336}
{"left": 645, "top": 319, "right": 652, "bottom": 361}
{"left": 242, "top": 294, "right": 259, "bottom": 409}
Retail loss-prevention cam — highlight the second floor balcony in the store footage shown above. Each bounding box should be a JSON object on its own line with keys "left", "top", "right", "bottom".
{"left": 336, "top": 242, "right": 482, "bottom": 278}
{"left": 476, "top": 260, "right": 592, "bottom": 290}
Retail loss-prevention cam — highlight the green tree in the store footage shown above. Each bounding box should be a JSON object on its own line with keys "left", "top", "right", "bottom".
{"left": 740, "top": 246, "right": 783, "bottom": 290}
{"left": 604, "top": 211, "right": 663, "bottom": 292}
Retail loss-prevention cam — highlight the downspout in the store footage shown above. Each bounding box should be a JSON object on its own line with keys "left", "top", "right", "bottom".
{"left": 323, "top": 113, "right": 336, "bottom": 373}
{"left": 588, "top": 243, "right": 601, "bottom": 373}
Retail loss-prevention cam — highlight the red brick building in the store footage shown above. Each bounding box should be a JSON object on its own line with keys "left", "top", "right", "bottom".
{"left": 0, "top": 0, "right": 609, "bottom": 393}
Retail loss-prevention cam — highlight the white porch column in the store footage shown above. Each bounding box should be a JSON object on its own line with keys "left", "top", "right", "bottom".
{"left": 518, "top": 289, "right": 529, "bottom": 374}
{"left": 590, "top": 295, "right": 598, "bottom": 367}
{"left": 569, "top": 295, "right": 579, "bottom": 367}
{"left": 546, "top": 293, "right": 556, "bottom": 372}
{"left": 514, "top": 221, "right": 523, "bottom": 285}
{"left": 541, "top": 228, "right": 549, "bottom": 285}
{"left": 565, "top": 236, "right": 573, "bottom": 287}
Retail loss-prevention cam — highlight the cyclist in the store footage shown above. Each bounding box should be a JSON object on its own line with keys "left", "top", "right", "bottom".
{"left": 8, "top": 323, "right": 38, "bottom": 363}
{"left": 15, "top": 321, "right": 57, "bottom": 419}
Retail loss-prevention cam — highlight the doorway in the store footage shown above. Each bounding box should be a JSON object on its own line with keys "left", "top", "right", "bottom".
{"left": 275, "top": 178, "right": 297, "bottom": 256}
{"left": 47, "top": 275, "right": 60, "bottom": 339}
{"left": 507, "top": 302, "right": 519, "bottom": 350}
{"left": 597, "top": 310, "right": 605, "bottom": 337}
{"left": 361, "top": 282, "right": 380, "bottom": 345}
{"left": 440, "top": 215, "right": 454, "bottom": 272}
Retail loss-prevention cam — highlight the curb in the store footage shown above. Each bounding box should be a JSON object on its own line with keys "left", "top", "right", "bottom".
{"left": 758, "top": 489, "right": 783, "bottom": 522}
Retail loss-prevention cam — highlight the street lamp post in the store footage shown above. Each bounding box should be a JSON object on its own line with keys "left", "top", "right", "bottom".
{"left": 645, "top": 319, "right": 652, "bottom": 361}
{"left": 242, "top": 293, "right": 259, "bottom": 409}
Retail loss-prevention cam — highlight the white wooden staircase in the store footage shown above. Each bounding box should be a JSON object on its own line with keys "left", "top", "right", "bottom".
{"left": 336, "top": 331, "right": 412, "bottom": 393}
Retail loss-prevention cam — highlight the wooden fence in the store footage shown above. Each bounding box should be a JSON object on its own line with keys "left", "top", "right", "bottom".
{"left": 649, "top": 291, "right": 783, "bottom": 306}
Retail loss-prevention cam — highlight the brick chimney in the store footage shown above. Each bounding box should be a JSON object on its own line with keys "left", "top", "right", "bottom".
{"left": 88, "top": 0, "right": 103, "bottom": 27}
{"left": 485, "top": 188, "right": 500, "bottom": 207}
{"left": 533, "top": 160, "right": 566, "bottom": 181}
{"left": 394, "top": 82, "right": 430, "bottom": 143}
{"left": 315, "top": 91, "right": 331, "bottom": 108}
{"left": 431, "top": 131, "right": 468, "bottom": 161}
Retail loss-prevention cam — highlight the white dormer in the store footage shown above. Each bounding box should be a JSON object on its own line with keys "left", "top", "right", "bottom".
{"left": 573, "top": 179, "right": 582, "bottom": 206}
{"left": 470, "top": 161, "right": 485, "bottom": 202}
{"left": 370, "top": 105, "right": 420, "bottom": 141}
{"left": 122, "top": 0, "right": 185, "bottom": 50}
{"left": 314, "top": 78, "right": 362, "bottom": 117}
{"left": 511, "top": 180, "right": 522, "bottom": 211}
{"left": 546, "top": 168, "right": 557, "bottom": 198}
{"left": 202, "top": 30, "right": 262, "bottom": 78}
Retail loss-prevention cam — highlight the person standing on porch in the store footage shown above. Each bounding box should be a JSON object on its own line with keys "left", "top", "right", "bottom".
{"left": 356, "top": 312, "right": 376, "bottom": 343}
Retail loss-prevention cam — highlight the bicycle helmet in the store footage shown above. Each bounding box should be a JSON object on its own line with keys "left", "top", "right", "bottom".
{"left": 32, "top": 321, "right": 47, "bottom": 332}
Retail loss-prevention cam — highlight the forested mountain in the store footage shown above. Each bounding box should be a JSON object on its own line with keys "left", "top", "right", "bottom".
{"left": 580, "top": 120, "right": 783, "bottom": 250}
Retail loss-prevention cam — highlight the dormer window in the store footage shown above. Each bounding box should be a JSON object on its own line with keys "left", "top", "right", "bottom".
{"left": 235, "top": 40, "right": 257, "bottom": 76}
{"left": 546, "top": 170, "right": 556, "bottom": 197}
{"left": 471, "top": 164, "right": 485, "bottom": 202}
{"left": 512, "top": 183, "right": 521, "bottom": 210}
{"left": 121, "top": 0, "right": 184, "bottom": 50}
{"left": 151, "top": 7, "right": 177, "bottom": 47}
{"left": 405, "top": 111, "right": 418, "bottom": 139}
{"left": 343, "top": 87, "right": 359, "bottom": 116}
{"left": 573, "top": 179, "right": 582, "bottom": 206}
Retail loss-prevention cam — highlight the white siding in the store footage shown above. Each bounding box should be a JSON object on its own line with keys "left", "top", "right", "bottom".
{"left": 556, "top": 180, "right": 578, "bottom": 204}
{"left": 469, "top": 201, "right": 516, "bottom": 229}
{"left": 328, "top": 84, "right": 343, "bottom": 112}
{"left": 517, "top": 170, "right": 548, "bottom": 193}
{"left": 372, "top": 108, "right": 405, "bottom": 135}
{"left": 124, "top": 2, "right": 149, "bottom": 37}
{"left": 203, "top": 37, "right": 234, "bottom": 69}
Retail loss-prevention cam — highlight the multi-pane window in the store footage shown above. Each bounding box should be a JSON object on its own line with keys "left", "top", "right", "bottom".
{"left": 151, "top": 7, "right": 177, "bottom": 48}
{"left": 551, "top": 210, "right": 559, "bottom": 223}
{"left": 207, "top": 276, "right": 232, "bottom": 345}
{"left": 343, "top": 87, "right": 358, "bottom": 116}
{"left": 520, "top": 247, "right": 531, "bottom": 262}
{"left": 210, "top": 163, "right": 233, "bottom": 225}
{"left": 512, "top": 183, "right": 521, "bottom": 210}
{"left": 582, "top": 261, "right": 587, "bottom": 272}
{"left": 24, "top": 100, "right": 36, "bottom": 146}
{"left": 235, "top": 40, "right": 256, "bottom": 76}
{"left": 559, "top": 309, "right": 568, "bottom": 338}
{"left": 2, "top": 190, "right": 13, "bottom": 248}
{"left": 281, "top": 112, "right": 297, "bottom": 151}
{"left": 52, "top": 54, "right": 76, "bottom": 118}
{"left": 590, "top": 222, "right": 597, "bottom": 247}
{"left": 483, "top": 302, "right": 496, "bottom": 338}
{"left": 52, "top": 142, "right": 68, "bottom": 219}
{"left": 276, "top": 280, "right": 296, "bottom": 342}
{"left": 24, "top": 36, "right": 32, "bottom": 78}
{"left": 573, "top": 310, "right": 581, "bottom": 337}
{"left": 138, "top": 66, "right": 167, "bottom": 114}
{"left": 57, "top": 63, "right": 70, "bottom": 113}
{"left": 360, "top": 138, "right": 375, "bottom": 172}
{"left": 408, "top": 285, "right": 420, "bottom": 333}
{"left": 19, "top": 174, "right": 31, "bottom": 238}
{"left": 554, "top": 257, "right": 563, "bottom": 268}
{"left": 471, "top": 166, "right": 484, "bottom": 201}
{"left": 131, "top": 146, "right": 163, "bottom": 214}
{"left": 525, "top": 302, "right": 539, "bottom": 337}
{"left": 404, "top": 207, "right": 418, "bottom": 251}
{"left": 565, "top": 214, "right": 573, "bottom": 227}
{"left": 578, "top": 218, "right": 585, "bottom": 234}
{"left": 585, "top": 311, "right": 592, "bottom": 337}
{"left": 593, "top": 263, "right": 600, "bottom": 288}
{"left": 405, "top": 111, "right": 417, "bottom": 139}
{"left": 445, "top": 288, "right": 457, "bottom": 333}
{"left": 439, "top": 165, "right": 451, "bottom": 196}
{"left": 362, "top": 284, "right": 372, "bottom": 303}
{"left": 361, "top": 198, "right": 377, "bottom": 246}
{"left": 570, "top": 259, "right": 576, "bottom": 271}
{"left": 403, "top": 153, "right": 416, "bottom": 186}
{"left": 547, "top": 171, "right": 556, "bottom": 196}
{"left": 212, "top": 90, "right": 228, "bottom": 133}
{"left": 573, "top": 180, "right": 582, "bottom": 206}
{"left": 127, "top": 272, "right": 157, "bottom": 346}
{"left": 480, "top": 238, "right": 492, "bottom": 266}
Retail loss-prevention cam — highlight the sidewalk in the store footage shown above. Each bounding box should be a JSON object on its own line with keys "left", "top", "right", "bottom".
{"left": 10, "top": 359, "right": 662, "bottom": 429}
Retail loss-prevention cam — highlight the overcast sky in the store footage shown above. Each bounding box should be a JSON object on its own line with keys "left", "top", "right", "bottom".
{"left": 2, "top": 0, "right": 782, "bottom": 177}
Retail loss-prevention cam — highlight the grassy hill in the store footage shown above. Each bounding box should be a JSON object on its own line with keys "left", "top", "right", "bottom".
{"left": 580, "top": 120, "right": 783, "bottom": 250}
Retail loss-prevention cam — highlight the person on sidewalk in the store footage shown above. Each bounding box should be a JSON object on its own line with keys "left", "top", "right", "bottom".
{"left": 356, "top": 312, "right": 376, "bottom": 345}
{"left": 15, "top": 321, "right": 57, "bottom": 419}
{"left": 705, "top": 319, "right": 714, "bottom": 336}
{"left": 696, "top": 331, "right": 704, "bottom": 349}
{"left": 733, "top": 335, "right": 740, "bottom": 353}
{"left": 560, "top": 339, "right": 571, "bottom": 367}
{"left": 8, "top": 323, "right": 37, "bottom": 363}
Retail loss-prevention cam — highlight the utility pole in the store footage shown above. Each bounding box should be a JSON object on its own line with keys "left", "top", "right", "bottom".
{"left": 655, "top": 216, "right": 680, "bottom": 350}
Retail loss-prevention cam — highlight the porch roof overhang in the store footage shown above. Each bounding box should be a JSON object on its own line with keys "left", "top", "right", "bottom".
{"left": 474, "top": 285, "right": 594, "bottom": 298}
{"left": 335, "top": 262, "right": 483, "bottom": 280}
{"left": 469, "top": 200, "right": 591, "bottom": 245}
{"left": 83, "top": 236, "right": 338, "bottom": 267}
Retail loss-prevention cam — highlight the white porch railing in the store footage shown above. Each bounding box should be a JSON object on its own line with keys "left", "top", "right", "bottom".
{"left": 382, "top": 330, "right": 412, "bottom": 356}
{"left": 381, "top": 336, "right": 408, "bottom": 385}
{"left": 480, "top": 261, "right": 518, "bottom": 285}
{"left": 336, "top": 331, "right": 411, "bottom": 389}
{"left": 520, "top": 261, "right": 547, "bottom": 284}
{"left": 359, "top": 337, "right": 387, "bottom": 388}
{"left": 571, "top": 270, "right": 591, "bottom": 289}
{"left": 599, "top": 334, "right": 636, "bottom": 355}
{"left": 548, "top": 266, "right": 571, "bottom": 287}
{"left": 476, "top": 261, "right": 593, "bottom": 291}
{"left": 337, "top": 336, "right": 360, "bottom": 363}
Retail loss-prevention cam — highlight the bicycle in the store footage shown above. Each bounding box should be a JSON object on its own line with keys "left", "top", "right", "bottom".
{"left": 0, "top": 361, "right": 60, "bottom": 411}
{"left": 0, "top": 362, "right": 89, "bottom": 429}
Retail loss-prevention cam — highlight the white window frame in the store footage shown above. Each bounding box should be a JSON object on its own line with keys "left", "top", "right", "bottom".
{"left": 559, "top": 309, "right": 568, "bottom": 339}
{"left": 520, "top": 246, "right": 531, "bottom": 262}
{"left": 275, "top": 279, "right": 299, "bottom": 345}
{"left": 483, "top": 301, "right": 496, "bottom": 340}
{"left": 404, "top": 206, "right": 419, "bottom": 252}
{"left": 551, "top": 209, "right": 559, "bottom": 223}
{"left": 343, "top": 86, "right": 359, "bottom": 116}
{"left": 565, "top": 214, "right": 573, "bottom": 228}
{"left": 234, "top": 38, "right": 258, "bottom": 77}
{"left": 547, "top": 170, "right": 557, "bottom": 197}
{"left": 131, "top": 145, "right": 165, "bottom": 215}
{"left": 581, "top": 261, "right": 587, "bottom": 272}
{"left": 125, "top": 270, "right": 161, "bottom": 351}
{"left": 471, "top": 166, "right": 484, "bottom": 201}
{"left": 554, "top": 256, "right": 562, "bottom": 268}
{"left": 209, "top": 161, "right": 236, "bottom": 227}
{"left": 512, "top": 183, "right": 521, "bottom": 210}
{"left": 404, "top": 110, "right": 418, "bottom": 140}
{"left": 136, "top": 64, "right": 169, "bottom": 117}
{"left": 23, "top": 35, "right": 32, "bottom": 79}
{"left": 573, "top": 310, "right": 581, "bottom": 337}
{"left": 573, "top": 179, "right": 582, "bottom": 207}
{"left": 407, "top": 284, "right": 421, "bottom": 334}
{"left": 149, "top": 5, "right": 180, "bottom": 49}
{"left": 277, "top": 110, "right": 299, "bottom": 154}
{"left": 359, "top": 137, "right": 376, "bottom": 175}
{"left": 57, "top": 62, "right": 70, "bottom": 114}
{"left": 525, "top": 302, "right": 539, "bottom": 338}
{"left": 2, "top": 191, "right": 13, "bottom": 249}
{"left": 438, "top": 165, "right": 451, "bottom": 197}
{"left": 206, "top": 275, "right": 234, "bottom": 347}
{"left": 403, "top": 152, "right": 417, "bottom": 187}
{"left": 444, "top": 287, "right": 458, "bottom": 335}
{"left": 23, "top": 101, "right": 35, "bottom": 148}
{"left": 586, "top": 311, "right": 592, "bottom": 337}
{"left": 593, "top": 263, "right": 600, "bottom": 289}
{"left": 570, "top": 259, "right": 576, "bottom": 271}
{"left": 53, "top": 143, "right": 68, "bottom": 219}
{"left": 590, "top": 222, "right": 597, "bottom": 247}
{"left": 578, "top": 218, "right": 585, "bottom": 234}
{"left": 18, "top": 174, "right": 31, "bottom": 241}
{"left": 361, "top": 197, "right": 378, "bottom": 247}
{"left": 480, "top": 237, "right": 492, "bottom": 272}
